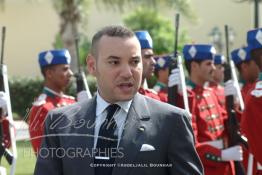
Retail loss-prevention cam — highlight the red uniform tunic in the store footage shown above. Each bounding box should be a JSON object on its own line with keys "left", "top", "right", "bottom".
{"left": 241, "top": 82, "right": 255, "bottom": 102}
{"left": 153, "top": 81, "right": 168, "bottom": 102}
{"left": 1, "top": 118, "right": 11, "bottom": 148}
{"left": 186, "top": 80, "right": 235, "bottom": 175}
{"left": 241, "top": 76, "right": 262, "bottom": 165}
{"left": 28, "top": 87, "right": 75, "bottom": 154}
{"left": 208, "top": 82, "right": 226, "bottom": 109}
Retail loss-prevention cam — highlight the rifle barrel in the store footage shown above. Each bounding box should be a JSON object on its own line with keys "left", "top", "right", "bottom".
{"left": 1, "top": 26, "right": 6, "bottom": 65}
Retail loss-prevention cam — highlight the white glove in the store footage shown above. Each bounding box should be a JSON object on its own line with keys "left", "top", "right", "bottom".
{"left": 221, "top": 145, "right": 243, "bottom": 161}
{"left": 204, "top": 139, "right": 223, "bottom": 149}
{"left": 224, "top": 80, "right": 238, "bottom": 96}
{"left": 0, "top": 91, "right": 8, "bottom": 116}
{"left": 77, "top": 90, "right": 91, "bottom": 102}
{"left": 168, "top": 68, "right": 181, "bottom": 87}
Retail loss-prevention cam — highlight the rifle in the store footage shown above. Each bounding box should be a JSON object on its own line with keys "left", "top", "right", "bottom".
{"left": 0, "top": 26, "right": 17, "bottom": 175}
{"left": 74, "top": 36, "right": 92, "bottom": 99}
{"left": 168, "top": 14, "right": 190, "bottom": 113}
{"left": 224, "top": 25, "right": 247, "bottom": 175}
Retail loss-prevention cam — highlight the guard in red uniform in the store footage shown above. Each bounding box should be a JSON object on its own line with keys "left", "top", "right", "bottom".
{"left": 230, "top": 46, "right": 260, "bottom": 175}
{"left": 135, "top": 31, "right": 162, "bottom": 101}
{"left": 231, "top": 46, "right": 259, "bottom": 101}
{"left": 28, "top": 49, "right": 76, "bottom": 154}
{"left": 153, "top": 55, "right": 172, "bottom": 102}
{"left": 241, "top": 28, "right": 262, "bottom": 173}
{"left": 0, "top": 92, "right": 11, "bottom": 149}
{"left": 0, "top": 91, "right": 14, "bottom": 165}
{"left": 183, "top": 44, "right": 243, "bottom": 175}
{"left": 208, "top": 54, "right": 226, "bottom": 108}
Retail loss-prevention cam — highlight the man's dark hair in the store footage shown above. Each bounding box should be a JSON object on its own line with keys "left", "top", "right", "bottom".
{"left": 185, "top": 60, "right": 204, "bottom": 75}
{"left": 40, "top": 65, "right": 55, "bottom": 77}
{"left": 250, "top": 48, "right": 262, "bottom": 70}
{"left": 91, "top": 25, "right": 135, "bottom": 57}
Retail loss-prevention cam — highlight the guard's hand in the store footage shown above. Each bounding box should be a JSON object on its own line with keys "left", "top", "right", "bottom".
{"left": 75, "top": 73, "right": 84, "bottom": 93}
{"left": 0, "top": 91, "right": 8, "bottom": 116}
{"left": 77, "top": 90, "right": 91, "bottom": 102}
{"left": 221, "top": 145, "right": 243, "bottom": 161}
{"left": 224, "top": 80, "right": 238, "bottom": 96}
{"left": 168, "top": 68, "right": 181, "bottom": 87}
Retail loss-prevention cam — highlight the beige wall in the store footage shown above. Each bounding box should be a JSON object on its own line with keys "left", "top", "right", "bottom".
{"left": 0, "top": 0, "right": 259, "bottom": 77}
{"left": 0, "top": 0, "right": 59, "bottom": 78}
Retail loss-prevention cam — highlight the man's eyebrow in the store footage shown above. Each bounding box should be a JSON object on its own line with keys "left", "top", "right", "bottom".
{"left": 107, "top": 56, "right": 120, "bottom": 59}
{"left": 131, "top": 56, "right": 141, "bottom": 59}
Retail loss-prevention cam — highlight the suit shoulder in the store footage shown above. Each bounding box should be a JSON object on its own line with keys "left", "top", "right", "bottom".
{"left": 142, "top": 94, "right": 187, "bottom": 116}
{"left": 48, "top": 99, "right": 90, "bottom": 115}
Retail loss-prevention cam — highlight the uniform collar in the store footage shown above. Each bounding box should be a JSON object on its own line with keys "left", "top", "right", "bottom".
{"left": 187, "top": 79, "right": 197, "bottom": 89}
{"left": 155, "top": 81, "right": 166, "bottom": 89}
{"left": 258, "top": 72, "right": 262, "bottom": 81}
{"left": 43, "top": 87, "right": 62, "bottom": 98}
{"left": 239, "top": 78, "right": 247, "bottom": 85}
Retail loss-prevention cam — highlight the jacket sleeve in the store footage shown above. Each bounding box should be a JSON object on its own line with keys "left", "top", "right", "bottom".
{"left": 168, "top": 110, "right": 204, "bottom": 175}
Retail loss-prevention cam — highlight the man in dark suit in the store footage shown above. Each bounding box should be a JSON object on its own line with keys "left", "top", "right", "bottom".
{"left": 34, "top": 25, "right": 203, "bottom": 175}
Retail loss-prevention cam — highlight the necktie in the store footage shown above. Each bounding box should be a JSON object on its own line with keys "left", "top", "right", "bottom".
{"left": 95, "top": 104, "right": 120, "bottom": 175}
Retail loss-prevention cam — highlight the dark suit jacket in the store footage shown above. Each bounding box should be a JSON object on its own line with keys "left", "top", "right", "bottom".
{"left": 34, "top": 93, "right": 203, "bottom": 175}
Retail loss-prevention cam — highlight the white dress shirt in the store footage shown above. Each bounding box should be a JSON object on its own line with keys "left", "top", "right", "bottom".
{"left": 93, "top": 92, "right": 132, "bottom": 149}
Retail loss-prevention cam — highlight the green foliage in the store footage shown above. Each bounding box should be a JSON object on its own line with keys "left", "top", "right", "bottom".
{"left": 9, "top": 77, "right": 43, "bottom": 120}
{"left": 124, "top": 6, "right": 189, "bottom": 55}
{"left": 9, "top": 75, "right": 97, "bottom": 119}
{"left": 97, "top": 0, "right": 197, "bottom": 20}
{"left": 53, "top": 33, "right": 91, "bottom": 66}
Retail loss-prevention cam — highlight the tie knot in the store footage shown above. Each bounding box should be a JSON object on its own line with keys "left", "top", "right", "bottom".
{"left": 106, "top": 104, "right": 120, "bottom": 119}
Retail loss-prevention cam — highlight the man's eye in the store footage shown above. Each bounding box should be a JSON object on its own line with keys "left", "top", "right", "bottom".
{"left": 132, "top": 59, "right": 140, "bottom": 65}
{"left": 109, "top": 60, "right": 119, "bottom": 65}
{"left": 144, "top": 55, "right": 153, "bottom": 59}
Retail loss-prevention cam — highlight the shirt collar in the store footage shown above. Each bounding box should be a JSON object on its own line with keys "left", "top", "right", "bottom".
{"left": 96, "top": 91, "right": 133, "bottom": 116}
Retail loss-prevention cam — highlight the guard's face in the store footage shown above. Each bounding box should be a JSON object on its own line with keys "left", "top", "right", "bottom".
{"left": 88, "top": 35, "right": 142, "bottom": 103}
{"left": 212, "top": 64, "right": 225, "bottom": 83}
{"left": 48, "top": 64, "right": 73, "bottom": 90}
{"left": 141, "top": 49, "right": 155, "bottom": 79}
{"left": 197, "top": 60, "right": 215, "bottom": 82}
{"left": 242, "top": 60, "right": 260, "bottom": 82}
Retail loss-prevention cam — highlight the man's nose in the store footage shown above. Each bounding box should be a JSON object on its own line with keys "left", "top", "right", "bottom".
{"left": 121, "top": 64, "right": 132, "bottom": 78}
{"left": 150, "top": 56, "right": 156, "bottom": 65}
{"left": 68, "top": 69, "right": 73, "bottom": 77}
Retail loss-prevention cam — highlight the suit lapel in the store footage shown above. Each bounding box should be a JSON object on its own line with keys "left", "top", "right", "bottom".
{"left": 113, "top": 94, "right": 151, "bottom": 175}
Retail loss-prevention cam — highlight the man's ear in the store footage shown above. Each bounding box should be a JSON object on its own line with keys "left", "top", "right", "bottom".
{"left": 45, "top": 68, "right": 53, "bottom": 79}
{"left": 191, "top": 61, "right": 198, "bottom": 71}
{"left": 87, "top": 54, "right": 96, "bottom": 76}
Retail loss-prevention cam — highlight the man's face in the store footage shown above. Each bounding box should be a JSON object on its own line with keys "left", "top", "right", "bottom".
{"left": 195, "top": 60, "right": 215, "bottom": 83}
{"left": 141, "top": 49, "right": 155, "bottom": 79}
{"left": 88, "top": 35, "right": 142, "bottom": 103}
{"left": 212, "top": 64, "right": 225, "bottom": 83}
{"left": 241, "top": 60, "right": 259, "bottom": 82}
{"left": 48, "top": 64, "right": 73, "bottom": 90}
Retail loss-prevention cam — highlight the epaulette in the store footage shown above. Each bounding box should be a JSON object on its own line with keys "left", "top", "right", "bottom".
{"left": 32, "top": 94, "right": 47, "bottom": 106}
{"left": 147, "top": 88, "right": 158, "bottom": 95}
{"left": 153, "top": 86, "right": 161, "bottom": 93}
{"left": 251, "top": 81, "right": 262, "bottom": 98}
{"left": 62, "top": 94, "right": 75, "bottom": 100}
